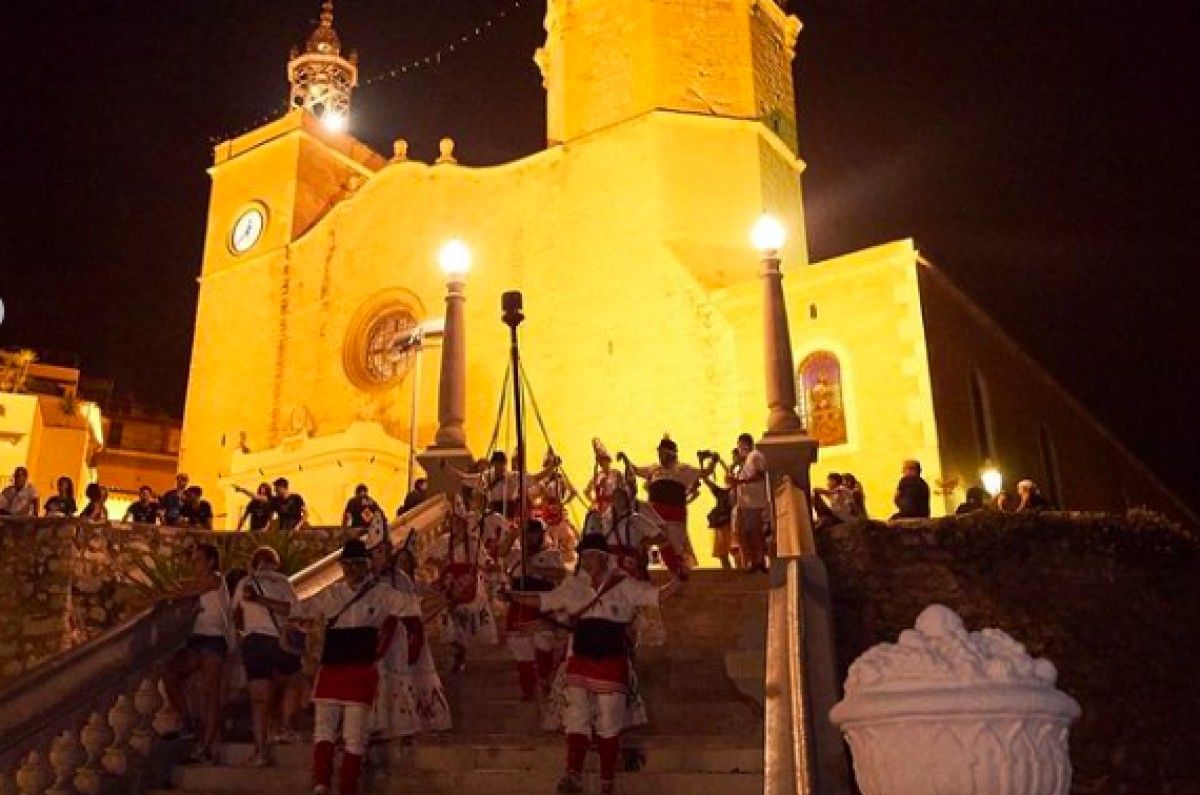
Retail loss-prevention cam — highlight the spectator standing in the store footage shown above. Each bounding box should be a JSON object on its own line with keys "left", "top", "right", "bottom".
{"left": 843, "top": 473, "right": 867, "bottom": 518}
{"left": 162, "top": 543, "right": 231, "bottom": 764}
{"left": 728, "top": 433, "right": 770, "bottom": 573}
{"left": 891, "top": 459, "right": 931, "bottom": 519}
{"left": 0, "top": 466, "right": 39, "bottom": 517}
{"left": 701, "top": 463, "right": 735, "bottom": 570}
{"left": 813, "top": 472, "right": 856, "bottom": 529}
{"left": 343, "top": 484, "right": 383, "bottom": 529}
{"left": 179, "top": 486, "right": 214, "bottom": 530}
{"left": 123, "top": 485, "right": 161, "bottom": 524}
{"left": 232, "top": 546, "right": 303, "bottom": 766}
{"left": 161, "top": 473, "right": 190, "bottom": 527}
{"left": 399, "top": 478, "right": 429, "bottom": 515}
{"left": 992, "top": 490, "right": 1019, "bottom": 513}
{"left": 79, "top": 483, "right": 109, "bottom": 522}
{"left": 272, "top": 478, "right": 307, "bottom": 533}
{"left": 1017, "top": 479, "right": 1054, "bottom": 512}
{"left": 955, "top": 487, "right": 989, "bottom": 515}
{"left": 238, "top": 483, "right": 275, "bottom": 532}
{"left": 43, "top": 476, "right": 77, "bottom": 517}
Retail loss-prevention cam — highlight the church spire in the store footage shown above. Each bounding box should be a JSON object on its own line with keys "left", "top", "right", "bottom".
{"left": 288, "top": 0, "right": 359, "bottom": 133}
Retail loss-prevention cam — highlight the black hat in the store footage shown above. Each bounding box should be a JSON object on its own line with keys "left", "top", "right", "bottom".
{"left": 577, "top": 534, "right": 609, "bottom": 556}
{"left": 339, "top": 539, "right": 371, "bottom": 561}
{"left": 657, "top": 435, "right": 678, "bottom": 453}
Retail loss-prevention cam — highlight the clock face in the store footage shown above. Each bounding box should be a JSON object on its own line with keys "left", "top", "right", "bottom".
{"left": 230, "top": 207, "right": 265, "bottom": 254}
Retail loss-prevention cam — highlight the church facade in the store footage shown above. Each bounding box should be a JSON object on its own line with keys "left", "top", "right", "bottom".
{"left": 180, "top": 0, "right": 1193, "bottom": 538}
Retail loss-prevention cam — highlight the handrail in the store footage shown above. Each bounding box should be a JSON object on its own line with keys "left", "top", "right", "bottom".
{"left": 764, "top": 476, "right": 851, "bottom": 795}
{"left": 290, "top": 493, "right": 449, "bottom": 598}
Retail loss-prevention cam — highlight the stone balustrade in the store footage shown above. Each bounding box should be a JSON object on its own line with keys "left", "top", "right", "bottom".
{"left": 0, "top": 595, "right": 197, "bottom": 794}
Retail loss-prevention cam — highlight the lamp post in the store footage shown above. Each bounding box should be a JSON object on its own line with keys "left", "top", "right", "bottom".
{"left": 981, "top": 464, "right": 1004, "bottom": 499}
{"left": 751, "top": 214, "right": 819, "bottom": 502}
{"left": 416, "top": 240, "right": 476, "bottom": 496}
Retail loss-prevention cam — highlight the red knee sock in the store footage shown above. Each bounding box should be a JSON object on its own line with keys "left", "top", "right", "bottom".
{"left": 566, "top": 733, "right": 589, "bottom": 775}
{"left": 339, "top": 752, "right": 363, "bottom": 795}
{"left": 517, "top": 661, "right": 538, "bottom": 699}
{"left": 597, "top": 735, "right": 621, "bottom": 782}
{"left": 535, "top": 649, "right": 556, "bottom": 683}
{"left": 312, "top": 741, "right": 334, "bottom": 789}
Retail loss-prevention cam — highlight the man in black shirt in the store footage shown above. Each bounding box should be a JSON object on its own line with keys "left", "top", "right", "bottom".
{"left": 399, "top": 478, "right": 429, "bottom": 516}
{"left": 160, "top": 473, "right": 190, "bottom": 527}
{"left": 891, "top": 459, "right": 931, "bottom": 519}
{"left": 178, "top": 486, "right": 214, "bottom": 530}
{"left": 123, "top": 485, "right": 161, "bottom": 524}
{"left": 272, "top": 477, "right": 307, "bottom": 532}
{"left": 342, "top": 483, "right": 382, "bottom": 529}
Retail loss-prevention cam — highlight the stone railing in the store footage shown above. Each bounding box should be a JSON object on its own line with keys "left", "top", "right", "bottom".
{"left": 0, "top": 518, "right": 353, "bottom": 684}
{"left": 0, "top": 595, "right": 198, "bottom": 794}
{"left": 0, "top": 495, "right": 450, "bottom": 794}
{"left": 764, "top": 476, "right": 852, "bottom": 795}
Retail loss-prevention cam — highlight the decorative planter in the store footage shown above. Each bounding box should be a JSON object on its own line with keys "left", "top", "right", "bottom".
{"left": 830, "top": 605, "right": 1081, "bottom": 795}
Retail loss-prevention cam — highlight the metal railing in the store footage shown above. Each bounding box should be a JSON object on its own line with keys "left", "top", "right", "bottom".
{"left": 0, "top": 494, "right": 450, "bottom": 793}
{"left": 763, "top": 476, "right": 851, "bottom": 795}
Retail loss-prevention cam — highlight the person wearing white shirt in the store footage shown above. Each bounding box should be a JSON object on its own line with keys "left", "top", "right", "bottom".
{"left": 510, "top": 534, "right": 680, "bottom": 795}
{"left": 0, "top": 466, "right": 39, "bottom": 517}
{"left": 621, "top": 435, "right": 715, "bottom": 580}
{"left": 504, "top": 519, "right": 568, "bottom": 701}
{"left": 257, "top": 539, "right": 410, "bottom": 795}
{"left": 231, "top": 546, "right": 302, "bottom": 766}
{"left": 729, "top": 433, "right": 770, "bottom": 573}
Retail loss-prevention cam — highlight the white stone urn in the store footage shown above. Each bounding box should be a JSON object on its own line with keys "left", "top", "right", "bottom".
{"left": 829, "top": 605, "right": 1081, "bottom": 795}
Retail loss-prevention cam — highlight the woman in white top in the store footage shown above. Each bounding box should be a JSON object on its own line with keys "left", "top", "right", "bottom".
{"left": 162, "top": 543, "right": 231, "bottom": 764}
{"left": 231, "top": 546, "right": 302, "bottom": 766}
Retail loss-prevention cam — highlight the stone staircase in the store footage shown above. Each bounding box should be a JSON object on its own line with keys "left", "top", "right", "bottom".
{"left": 152, "top": 569, "right": 768, "bottom": 795}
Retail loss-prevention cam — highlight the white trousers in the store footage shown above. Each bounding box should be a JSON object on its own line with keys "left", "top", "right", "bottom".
{"left": 563, "top": 686, "right": 626, "bottom": 739}
{"left": 506, "top": 629, "right": 557, "bottom": 662}
{"left": 313, "top": 701, "right": 371, "bottom": 755}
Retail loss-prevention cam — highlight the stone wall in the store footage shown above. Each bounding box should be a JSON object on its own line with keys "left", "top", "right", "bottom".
{"left": 0, "top": 518, "right": 351, "bottom": 685}
{"left": 816, "top": 511, "right": 1200, "bottom": 794}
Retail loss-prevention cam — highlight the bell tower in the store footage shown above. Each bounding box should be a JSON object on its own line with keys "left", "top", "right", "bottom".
{"left": 536, "top": 0, "right": 801, "bottom": 149}
{"left": 288, "top": 1, "right": 358, "bottom": 132}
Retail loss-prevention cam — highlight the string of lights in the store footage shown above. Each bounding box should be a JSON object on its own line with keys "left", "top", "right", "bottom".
{"left": 360, "top": 0, "right": 530, "bottom": 88}
{"left": 208, "top": 0, "right": 534, "bottom": 144}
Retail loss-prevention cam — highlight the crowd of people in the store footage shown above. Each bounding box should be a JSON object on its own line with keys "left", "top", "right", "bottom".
{"left": 161, "top": 430, "right": 774, "bottom": 795}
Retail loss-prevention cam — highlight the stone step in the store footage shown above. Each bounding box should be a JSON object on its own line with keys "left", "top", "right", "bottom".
{"left": 213, "top": 738, "right": 763, "bottom": 773}
{"left": 164, "top": 766, "right": 762, "bottom": 795}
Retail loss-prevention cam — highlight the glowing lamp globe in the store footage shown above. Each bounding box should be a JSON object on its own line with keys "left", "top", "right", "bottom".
{"left": 322, "top": 112, "right": 348, "bottom": 134}
{"left": 439, "top": 239, "right": 472, "bottom": 278}
{"left": 981, "top": 466, "right": 1004, "bottom": 498}
{"left": 751, "top": 214, "right": 787, "bottom": 255}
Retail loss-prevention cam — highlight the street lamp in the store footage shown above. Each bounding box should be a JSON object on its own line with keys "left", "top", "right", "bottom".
{"left": 433, "top": 240, "right": 471, "bottom": 449}
{"left": 753, "top": 213, "right": 805, "bottom": 436}
{"left": 981, "top": 464, "right": 1004, "bottom": 498}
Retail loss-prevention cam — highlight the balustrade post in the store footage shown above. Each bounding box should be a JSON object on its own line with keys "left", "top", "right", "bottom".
{"left": 73, "top": 713, "right": 111, "bottom": 795}
{"left": 15, "top": 751, "right": 50, "bottom": 795}
{"left": 130, "top": 679, "right": 164, "bottom": 756}
{"left": 46, "top": 731, "right": 83, "bottom": 795}
{"left": 101, "top": 695, "right": 137, "bottom": 777}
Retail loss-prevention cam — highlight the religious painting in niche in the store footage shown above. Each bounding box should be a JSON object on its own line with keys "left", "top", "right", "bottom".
{"left": 363, "top": 308, "right": 420, "bottom": 385}
{"left": 797, "top": 351, "right": 848, "bottom": 447}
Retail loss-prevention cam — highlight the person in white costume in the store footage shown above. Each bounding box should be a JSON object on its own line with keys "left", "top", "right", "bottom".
{"left": 367, "top": 530, "right": 452, "bottom": 739}
{"left": 510, "top": 534, "right": 681, "bottom": 795}
{"left": 503, "top": 518, "right": 568, "bottom": 700}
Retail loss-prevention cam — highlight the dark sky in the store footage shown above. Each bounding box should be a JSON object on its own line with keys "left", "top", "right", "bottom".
{"left": 4, "top": 1, "right": 1197, "bottom": 510}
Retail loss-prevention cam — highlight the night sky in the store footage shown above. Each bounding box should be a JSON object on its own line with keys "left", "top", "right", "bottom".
{"left": 4, "top": 1, "right": 1197, "bottom": 511}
